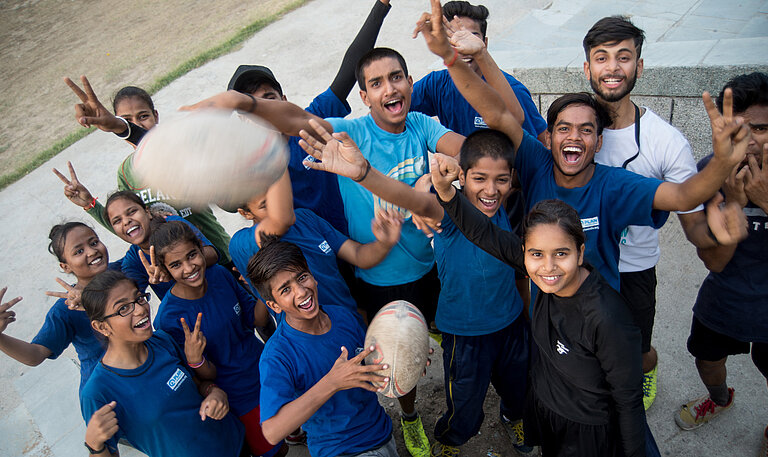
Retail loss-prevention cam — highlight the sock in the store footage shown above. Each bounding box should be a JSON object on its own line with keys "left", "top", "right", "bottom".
{"left": 401, "top": 410, "right": 418, "bottom": 422}
{"left": 705, "top": 382, "right": 730, "bottom": 406}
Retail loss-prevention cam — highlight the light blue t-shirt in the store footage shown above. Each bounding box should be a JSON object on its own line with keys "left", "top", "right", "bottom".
{"left": 259, "top": 305, "right": 392, "bottom": 457}
{"left": 433, "top": 206, "right": 522, "bottom": 336}
{"left": 327, "top": 113, "right": 449, "bottom": 286}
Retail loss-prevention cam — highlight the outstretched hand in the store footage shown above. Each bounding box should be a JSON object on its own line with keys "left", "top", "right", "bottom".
{"left": 430, "top": 153, "right": 461, "bottom": 202}
{"left": 371, "top": 209, "right": 404, "bottom": 247}
{"left": 45, "top": 278, "right": 83, "bottom": 311}
{"left": 704, "top": 89, "right": 749, "bottom": 168}
{"left": 705, "top": 193, "right": 748, "bottom": 246}
{"left": 53, "top": 161, "right": 95, "bottom": 209}
{"left": 181, "top": 313, "right": 207, "bottom": 367}
{"left": 140, "top": 246, "right": 171, "bottom": 284}
{"left": 64, "top": 76, "right": 125, "bottom": 133}
{"left": 0, "top": 287, "right": 22, "bottom": 333}
{"left": 324, "top": 346, "right": 388, "bottom": 393}
{"left": 299, "top": 119, "right": 368, "bottom": 180}
{"left": 413, "top": 0, "right": 455, "bottom": 62}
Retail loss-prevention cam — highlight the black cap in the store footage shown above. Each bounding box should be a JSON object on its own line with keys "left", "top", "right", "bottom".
{"left": 227, "top": 65, "right": 283, "bottom": 95}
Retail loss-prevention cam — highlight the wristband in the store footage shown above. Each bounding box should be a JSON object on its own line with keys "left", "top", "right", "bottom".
{"left": 353, "top": 160, "right": 372, "bottom": 183}
{"left": 188, "top": 356, "right": 206, "bottom": 369}
{"left": 84, "top": 197, "right": 98, "bottom": 211}
{"left": 204, "top": 382, "right": 218, "bottom": 396}
{"left": 444, "top": 48, "right": 459, "bottom": 67}
{"left": 84, "top": 441, "right": 106, "bottom": 454}
{"left": 114, "top": 116, "right": 131, "bottom": 139}
{"left": 244, "top": 93, "right": 257, "bottom": 113}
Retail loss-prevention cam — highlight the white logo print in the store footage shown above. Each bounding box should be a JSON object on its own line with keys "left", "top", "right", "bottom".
{"left": 167, "top": 368, "right": 187, "bottom": 391}
{"left": 233, "top": 303, "right": 241, "bottom": 315}
{"left": 318, "top": 240, "right": 332, "bottom": 254}
{"left": 581, "top": 217, "right": 599, "bottom": 232}
{"left": 556, "top": 340, "right": 570, "bottom": 355}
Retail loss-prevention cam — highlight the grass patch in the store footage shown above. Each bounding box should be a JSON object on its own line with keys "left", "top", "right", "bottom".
{"left": 0, "top": 0, "right": 309, "bottom": 191}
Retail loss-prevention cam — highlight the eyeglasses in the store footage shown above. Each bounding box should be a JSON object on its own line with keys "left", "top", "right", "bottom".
{"left": 102, "top": 293, "right": 151, "bottom": 320}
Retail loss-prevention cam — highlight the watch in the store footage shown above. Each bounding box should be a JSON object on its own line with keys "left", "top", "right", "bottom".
{"left": 84, "top": 441, "right": 106, "bottom": 454}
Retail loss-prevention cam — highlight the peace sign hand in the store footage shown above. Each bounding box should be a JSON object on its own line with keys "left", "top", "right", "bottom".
{"left": 64, "top": 75, "right": 126, "bottom": 133}
{"left": 0, "top": 287, "right": 23, "bottom": 333}
{"left": 140, "top": 246, "right": 171, "bottom": 284}
{"left": 181, "top": 313, "right": 207, "bottom": 366}
{"left": 52, "top": 161, "right": 95, "bottom": 209}
{"left": 704, "top": 89, "right": 750, "bottom": 168}
{"left": 45, "top": 278, "right": 83, "bottom": 311}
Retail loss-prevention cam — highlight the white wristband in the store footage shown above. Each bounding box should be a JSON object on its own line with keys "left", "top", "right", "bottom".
{"left": 115, "top": 116, "right": 131, "bottom": 139}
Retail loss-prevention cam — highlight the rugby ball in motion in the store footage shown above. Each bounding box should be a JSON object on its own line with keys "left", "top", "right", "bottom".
{"left": 133, "top": 110, "right": 288, "bottom": 209}
{"left": 364, "top": 300, "right": 429, "bottom": 398}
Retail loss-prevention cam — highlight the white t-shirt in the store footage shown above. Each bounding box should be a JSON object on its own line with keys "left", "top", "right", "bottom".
{"left": 595, "top": 107, "right": 702, "bottom": 272}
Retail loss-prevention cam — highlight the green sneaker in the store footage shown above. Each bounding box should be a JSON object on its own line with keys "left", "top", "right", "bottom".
{"left": 401, "top": 416, "right": 430, "bottom": 457}
{"left": 430, "top": 442, "right": 460, "bottom": 456}
{"left": 500, "top": 416, "right": 534, "bottom": 455}
{"left": 642, "top": 364, "right": 658, "bottom": 410}
{"left": 675, "top": 388, "right": 734, "bottom": 430}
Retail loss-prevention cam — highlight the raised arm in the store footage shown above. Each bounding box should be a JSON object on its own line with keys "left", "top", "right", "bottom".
{"left": 254, "top": 170, "right": 296, "bottom": 247}
{"left": 414, "top": 0, "right": 523, "bottom": 148}
{"left": 653, "top": 90, "right": 749, "bottom": 211}
{"left": 0, "top": 289, "right": 51, "bottom": 366}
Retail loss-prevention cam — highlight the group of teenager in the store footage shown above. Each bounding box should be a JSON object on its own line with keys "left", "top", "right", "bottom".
{"left": 0, "top": 0, "right": 765, "bottom": 456}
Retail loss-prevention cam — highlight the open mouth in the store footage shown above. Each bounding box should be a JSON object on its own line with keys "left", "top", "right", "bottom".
{"left": 297, "top": 296, "right": 314, "bottom": 311}
{"left": 478, "top": 197, "right": 498, "bottom": 210}
{"left": 461, "top": 56, "right": 473, "bottom": 65}
{"left": 88, "top": 256, "right": 104, "bottom": 266}
{"left": 184, "top": 270, "right": 200, "bottom": 282}
{"left": 562, "top": 146, "right": 583, "bottom": 164}
{"left": 601, "top": 76, "right": 624, "bottom": 89}
{"left": 126, "top": 224, "right": 142, "bottom": 239}
{"left": 384, "top": 99, "right": 403, "bottom": 114}
{"left": 134, "top": 317, "right": 150, "bottom": 329}
{"left": 538, "top": 274, "right": 561, "bottom": 286}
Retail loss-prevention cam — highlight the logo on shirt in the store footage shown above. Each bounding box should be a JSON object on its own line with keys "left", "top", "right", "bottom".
{"left": 581, "top": 216, "right": 600, "bottom": 232}
{"left": 556, "top": 340, "right": 570, "bottom": 355}
{"left": 318, "top": 240, "right": 332, "bottom": 254}
{"left": 167, "top": 368, "right": 188, "bottom": 391}
{"left": 474, "top": 116, "right": 488, "bottom": 129}
{"left": 233, "top": 303, "right": 242, "bottom": 315}
{"left": 303, "top": 154, "right": 316, "bottom": 170}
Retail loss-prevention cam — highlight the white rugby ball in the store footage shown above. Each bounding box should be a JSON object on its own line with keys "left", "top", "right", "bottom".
{"left": 133, "top": 110, "right": 288, "bottom": 209}
{"left": 364, "top": 300, "right": 429, "bottom": 398}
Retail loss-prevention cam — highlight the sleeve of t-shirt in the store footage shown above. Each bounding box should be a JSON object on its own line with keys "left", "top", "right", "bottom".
{"left": 305, "top": 210, "right": 349, "bottom": 252}
{"left": 410, "top": 73, "right": 437, "bottom": 117}
{"left": 153, "top": 299, "right": 186, "bottom": 349}
{"left": 121, "top": 248, "right": 151, "bottom": 294}
{"left": 608, "top": 168, "right": 669, "bottom": 229}
{"left": 411, "top": 112, "right": 451, "bottom": 153}
{"left": 226, "top": 268, "right": 258, "bottom": 329}
{"left": 259, "top": 351, "right": 298, "bottom": 423}
{"left": 305, "top": 87, "right": 351, "bottom": 119}
{"left": 80, "top": 392, "right": 120, "bottom": 454}
{"left": 515, "top": 130, "right": 550, "bottom": 190}
{"left": 30, "top": 300, "right": 72, "bottom": 359}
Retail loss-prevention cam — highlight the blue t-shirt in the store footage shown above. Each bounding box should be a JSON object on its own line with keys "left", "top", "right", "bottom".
{"left": 259, "top": 305, "right": 392, "bottom": 457}
{"left": 31, "top": 298, "right": 105, "bottom": 394}
{"left": 229, "top": 208, "right": 357, "bottom": 312}
{"left": 154, "top": 264, "right": 263, "bottom": 416}
{"left": 289, "top": 87, "right": 351, "bottom": 235}
{"left": 80, "top": 330, "right": 244, "bottom": 457}
{"left": 693, "top": 155, "right": 768, "bottom": 342}
{"left": 327, "top": 113, "right": 449, "bottom": 286}
{"left": 411, "top": 69, "right": 547, "bottom": 137}
{"left": 433, "top": 206, "right": 523, "bottom": 335}
{"left": 516, "top": 132, "right": 668, "bottom": 291}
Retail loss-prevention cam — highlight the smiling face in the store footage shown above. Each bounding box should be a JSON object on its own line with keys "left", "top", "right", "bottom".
{"left": 60, "top": 226, "right": 109, "bottom": 281}
{"left": 359, "top": 57, "right": 413, "bottom": 134}
{"left": 524, "top": 223, "right": 585, "bottom": 297}
{"left": 107, "top": 197, "right": 152, "bottom": 247}
{"left": 115, "top": 96, "right": 159, "bottom": 131}
{"left": 459, "top": 156, "right": 512, "bottom": 217}
{"left": 265, "top": 268, "right": 320, "bottom": 326}
{"left": 161, "top": 240, "right": 206, "bottom": 295}
{"left": 546, "top": 104, "right": 603, "bottom": 186}
{"left": 447, "top": 16, "right": 488, "bottom": 75}
{"left": 584, "top": 38, "right": 643, "bottom": 103}
{"left": 93, "top": 280, "right": 152, "bottom": 342}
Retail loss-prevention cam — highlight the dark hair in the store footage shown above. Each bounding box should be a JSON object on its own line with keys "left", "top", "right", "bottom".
{"left": 240, "top": 79, "right": 282, "bottom": 97}
{"left": 716, "top": 72, "right": 768, "bottom": 114}
{"left": 356, "top": 47, "right": 409, "bottom": 91}
{"left": 103, "top": 190, "right": 146, "bottom": 222}
{"left": 112, "top": 86, "right": 155, "bottom": 114}
{"left": 546, "top": 92, "right": 612, "bottom": 136}
{"left": 459, "top": 129, "right": 515, "bottom": 172}
{"left": 443, "top": 1, "right": 489, "bottom": 38}
{"left": 48, "top": 222, "right": 93, "bottom": 262}
{"left": 583, "top": 16, "right": 645, "bottom": 60}
{"left": 82, "top": 270, "right": 139, "bottom": 322}
{"left": 522, "top": 199, "right": 585, "bottom": 248}
{"left": 149, "top": 221, "right": 202, "bottom": 267}
{"left": 247, "top": 239, "right": 309, "bottom": 302}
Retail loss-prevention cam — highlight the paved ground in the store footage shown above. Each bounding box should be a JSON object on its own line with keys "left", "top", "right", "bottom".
{"left": 0, "top": 1, "right": 766, "bottom": 456}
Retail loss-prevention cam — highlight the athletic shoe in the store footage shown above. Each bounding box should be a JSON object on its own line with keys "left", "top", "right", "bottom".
{"left": 760, "top": 426, "right": 768, "bottom": 457}
{"left": 430, "top": 442, "right": 460, "bottom": 456}
{"left": 675, "top": 387, "right": 734, "bottom": 430}
{"left": 285, "top": 427, "right": 307, "bottom": 446}
{"left": 642, "top": 364, "right": 658, "bottom": 410}
{"left": 500, "top": 416, "right": 535, "bottom": 455}
{"left": 401, "top": 416, "right": 431, "bottom": 457}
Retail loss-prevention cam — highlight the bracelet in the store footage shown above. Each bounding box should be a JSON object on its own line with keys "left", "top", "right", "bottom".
{"left": 204, "top": 382, "right": 218, "bottom": 396}
{"left": 188, "top": 356, "right": 206, "bottom": 369}
{"left": 114, "top": 116, "right": 131, "bottom": 139}
{"left": 444, "top": 48, "right": 459, "bottom": 67}
{"left": 244, "top": 93, "right": 257, "bottom": 113}
{"left": 84, "top": 197, "right": 98, "bottom": 211}
{"left": 84, "top": 441, "right": 106, "bottom": 454}
{"left": 353, "top": 160, "right": 372, "bottom": 183}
